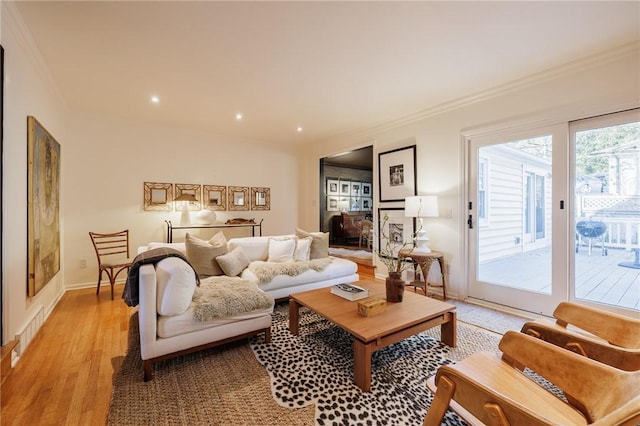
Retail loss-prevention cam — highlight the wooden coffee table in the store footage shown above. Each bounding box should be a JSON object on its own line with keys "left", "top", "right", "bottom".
{"left": 289, "top": 280, "right": 457, "bottom": 392}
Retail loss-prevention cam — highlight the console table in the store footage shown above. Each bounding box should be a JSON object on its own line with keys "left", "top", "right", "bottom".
{"left": 398, "top": 248, "right": 447, "bottom": 300}
{"left": 165, "top": 219, "right": 263, "bottom": 242}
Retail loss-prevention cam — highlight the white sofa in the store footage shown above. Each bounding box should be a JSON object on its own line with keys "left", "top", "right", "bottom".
{"left": 135, "top": 233, "right": 359, "bottom": 380}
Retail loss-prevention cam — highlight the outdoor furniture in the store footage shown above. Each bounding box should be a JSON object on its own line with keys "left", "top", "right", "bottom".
{"left": 576, "top": 220, "right": 608, "bottom": 256}
{"left": 89, "top": 230, "right": 132, "bottom": 300}
{"left": 423, "top": 330, "right": 640, "bottom": 426}
{"left": 521, "top": 302, "right": 640, "bottom": 371}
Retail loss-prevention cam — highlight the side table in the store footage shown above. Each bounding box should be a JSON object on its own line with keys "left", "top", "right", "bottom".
{"left": 398, "top": 248, "right": 447, "bottom": 300}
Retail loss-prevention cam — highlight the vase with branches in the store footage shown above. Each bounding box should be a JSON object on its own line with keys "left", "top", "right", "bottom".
{"left": 375, "top": 213, "right": 413, "bottom": 302}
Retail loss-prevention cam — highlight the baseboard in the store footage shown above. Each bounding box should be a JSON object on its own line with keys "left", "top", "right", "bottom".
{"left": 1, "top": 340, "right": 19, "bottom": 385}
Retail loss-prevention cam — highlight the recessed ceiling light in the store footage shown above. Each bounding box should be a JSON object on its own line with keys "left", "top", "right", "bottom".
{"left": 150, "top": 96, "right": 160, "bottom": 104}
{"left": 296, "top": 126, "right": 303, "bottom": 132}
{"left": 236, "top": 113, "right": 243, "bottom": 121}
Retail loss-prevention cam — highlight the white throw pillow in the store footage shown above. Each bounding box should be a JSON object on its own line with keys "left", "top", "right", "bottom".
{"left": 294, "top": 236, "right": 313, "bottom": 262}
{"left": 155, "top": 257, "right": 197, "bottom": 316}
{"left": 216, "top": 247, "right": 251, "bottom": 277}
{"left": 268, "top": 238, "right": 296, "bottom": 263}
{"left": 208, "top": 231, "right": 227, "bottom": 247}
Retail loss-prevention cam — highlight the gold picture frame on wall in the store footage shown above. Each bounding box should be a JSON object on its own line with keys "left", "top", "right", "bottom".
{"left": 203, "top": 185, "right": 226, "bottom": 211}
{"left": 251, "top": 187, "right": 270, "bottom": 210}
{"left": 174, "top": 183, "right": 202, "bottom": 210}
{"left": 27, "top": 116, "right": 61, "bottom": 297}
{"left": 228, "top": 186, "right": 249, "bottom": 211}
{"left": 143, "top": 182, "right": 173, "bottom": 211}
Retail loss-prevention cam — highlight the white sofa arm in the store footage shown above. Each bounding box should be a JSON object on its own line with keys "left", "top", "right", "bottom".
{"left": 138, "top": 264, "right": 158, "bottom": 361}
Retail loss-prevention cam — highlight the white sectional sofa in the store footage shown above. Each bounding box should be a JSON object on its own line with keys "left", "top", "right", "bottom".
{"left": 133, "top": 231, "right": 359, "bottom": 380}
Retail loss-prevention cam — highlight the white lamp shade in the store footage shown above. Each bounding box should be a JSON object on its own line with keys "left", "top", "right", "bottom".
{"left": 405, "top": 195, "right": 439, "bottom": 218}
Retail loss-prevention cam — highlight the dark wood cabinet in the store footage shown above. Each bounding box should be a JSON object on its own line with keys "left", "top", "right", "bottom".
{"left": 331, "top": 213, "right": 365, "bottom": 242}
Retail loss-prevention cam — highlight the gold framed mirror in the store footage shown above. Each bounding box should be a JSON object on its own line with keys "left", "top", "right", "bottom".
{"left": 203, "top": 185, "right": 226, "bottom": 211}
{"left": 228, "top": 186, "right": 249, "bottom": 211}
{"left": 144, "top": 182, "right": 173, "bottom": 211}
{"left": 174, "top": 183, "right": 202, "bottom": 210}
{"left": 251, "top": 187, "right": 270, "bottom": 210}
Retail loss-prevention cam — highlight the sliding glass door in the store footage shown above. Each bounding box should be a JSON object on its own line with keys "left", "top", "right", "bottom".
{"left": 467, "top": 125, "right": 567, "bottom": 316}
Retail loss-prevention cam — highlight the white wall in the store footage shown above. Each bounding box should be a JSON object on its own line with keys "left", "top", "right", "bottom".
{"left": 298, "top": 44, "right": 640, "bottom": 298}
{"left": 2, "top": 3, "right": 68, "bottom": 343}
{"left": 63, "top": 110, "right": 298, "bottom": 288}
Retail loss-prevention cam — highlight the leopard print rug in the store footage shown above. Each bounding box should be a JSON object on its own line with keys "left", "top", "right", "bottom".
{"left": 250, "top": 305, "right": 466, "bottom": 426}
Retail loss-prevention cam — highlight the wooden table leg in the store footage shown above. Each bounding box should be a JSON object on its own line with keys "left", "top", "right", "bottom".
{"left": 353, "top": 339, "right": 373, "bottom": 392}
{"left": 440, "top": 311, "right": 457, "bottom": 348}
{"left": 289, "top": 299, "right": 300, "bottom": 335}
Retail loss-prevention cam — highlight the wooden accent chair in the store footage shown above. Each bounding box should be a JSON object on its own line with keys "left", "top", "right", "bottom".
{"left": 89, "top": 230, "right": 132, "bottom": 300}
{"left": 423, "top": 331, "right": 640, "bottom": 426}
{"left": 359, "top": 219, "right": 373, "bottom": 249}
{"left": 521, "top": 302, "right": 640, "bottom": 371}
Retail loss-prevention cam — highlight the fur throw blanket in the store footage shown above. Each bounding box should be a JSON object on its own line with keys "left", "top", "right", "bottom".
{"left": 248, "top": 258, "right": 333, "bottom": 284}
{"left": 192, "top": 276, "right": 274, "bottom": 322}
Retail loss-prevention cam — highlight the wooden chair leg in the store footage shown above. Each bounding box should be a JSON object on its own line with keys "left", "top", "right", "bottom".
{"left": 96, "top": 269, "right": 103, "bottom": 295}
{"left": 423, "top": 376, "right": 455, "bottom": 426}
{"left": 143, "top": 360, "right": 154, "bottom": 382}
{"left": 483, "top": 402, "right": 510, "bottom": 426}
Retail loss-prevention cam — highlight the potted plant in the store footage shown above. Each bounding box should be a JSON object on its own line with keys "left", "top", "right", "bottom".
{"left": 375, "top": 213, "right": 412, "bottom": 302}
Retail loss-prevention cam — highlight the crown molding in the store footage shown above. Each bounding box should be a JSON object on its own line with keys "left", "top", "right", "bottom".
{"left": 330, "top": 41, "right": 639, "bottom": 143}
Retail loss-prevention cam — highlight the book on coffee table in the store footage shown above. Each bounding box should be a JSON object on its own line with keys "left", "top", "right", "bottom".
{"left": 331, "top": 283, "right": 369, "bottom": 301}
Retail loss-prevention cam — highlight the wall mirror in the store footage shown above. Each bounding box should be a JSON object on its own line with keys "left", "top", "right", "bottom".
{"left": 228, "top": 186, "right": 249, "bottom": 211}
{"left": 203, "top": 185, "right": 226, "bottom": 211}
{"left": 174, "top": 183, "right": 202, "bottom": 210}
{"left": 144, "top": 182, "right": 173, "bottom": 211}
{"left": 251, "top": 187, "right": 270, "bottom": 210}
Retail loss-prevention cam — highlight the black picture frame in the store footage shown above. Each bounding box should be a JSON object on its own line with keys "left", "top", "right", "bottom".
{"left": 378, "top": 144, "right": 417, "bottom": 202}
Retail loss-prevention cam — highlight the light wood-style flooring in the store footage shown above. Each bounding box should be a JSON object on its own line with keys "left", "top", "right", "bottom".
{"left": 1, "top": 285, "right": 132, "bottom": 426}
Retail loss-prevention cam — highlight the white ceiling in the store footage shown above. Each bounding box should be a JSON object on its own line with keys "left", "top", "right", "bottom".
{"left": 13, "top": 1, "right": 640, "bottom": 148}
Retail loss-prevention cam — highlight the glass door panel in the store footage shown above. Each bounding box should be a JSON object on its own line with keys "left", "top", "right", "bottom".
{"left": 468, "top": 125, "right": 567, "bottom": 316}
{"left": 570, "top": 109, "right": 640, "bottom": 313}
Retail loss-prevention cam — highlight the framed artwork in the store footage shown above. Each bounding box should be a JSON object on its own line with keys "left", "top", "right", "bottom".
{"left": 203, "top": 185, "right": 226, "bottom": 211}
{"left": 144, "top": 182, "right": 173, "bottom": 211}
{"left": 378, "top": 207, "right": 415, "bottom": 260}
{"left": 378, "top": 145, "right": 417, "bottom": 202}
{"left": 350, "top": 197, "right": 361, "bottom": 211}
{"left": 228, "top": 186, "right": 249, "bottom": 211}
{"left": 340, "top": 181, "right": 351, "bottom": 196}
{"left": 327, "top": 179, "right": 339, "bottom": 196}
{"left": 251, "top": 187, "right": 270, "bottom": 210}
{"left": 338, "top": 196, "right": 350, "bottom": 211}
{"left": 327, "top": 195, "right": 339, "bottom": 211}
{"left": 350, "top": 182, "right": 362, "bottom": 196}
{"left": 362, "top": 182, "right": 372, "bottom": 196}
{"left": 27, "top": 116, "right": 61, "bottom": 297}
{"left": 362, "top": 197, "right": 372, "bottom": 210}
{"left": 175, "top": 183, "right": 202, "bottom": 210}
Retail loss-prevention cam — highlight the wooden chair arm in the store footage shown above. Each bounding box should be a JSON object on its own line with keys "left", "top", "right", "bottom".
{"left": 553, "top": 302, "right": 640, "bottom": 348}
{"left": 590, "top": 395, "right": 640, "bottom": 426}
{"left": 499, "top": 331, "right": 639, "bottom": 422}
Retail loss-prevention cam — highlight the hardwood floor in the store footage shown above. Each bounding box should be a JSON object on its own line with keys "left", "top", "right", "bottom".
{"left": 1, "top": 285, "right": 132, "bottom": 426}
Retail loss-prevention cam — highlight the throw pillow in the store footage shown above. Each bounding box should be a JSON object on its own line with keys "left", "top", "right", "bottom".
{"left": 208, "top": 231, "right": 227, "bottom": 247}
{"left": 155, "top": 257, "right": 197, "bottom": 316}
{"left": 268, "top": 238, "right": 296, "bottom": 263}
{"left": 295, "top": 228, "right": 329, "bottom": 259}
{"left": 184, "top": 233, "right": 227, "bottom": 277}
{"left": 293, "top": 236, "right": 313, "bottom": 262}
{"left": 216, "top": 247, "right": 251, "bottom": 277}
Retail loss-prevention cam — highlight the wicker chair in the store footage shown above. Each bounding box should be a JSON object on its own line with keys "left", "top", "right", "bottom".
{"left": 89, "top": 230, "right": 131, "bottom": 300}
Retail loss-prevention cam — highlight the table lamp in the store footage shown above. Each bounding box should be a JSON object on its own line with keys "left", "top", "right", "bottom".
{"left": 405, "top": 195, "right": 439, "bottom": 253}
{"left": 174, "top": 193, "right": 198, "bottom": 226}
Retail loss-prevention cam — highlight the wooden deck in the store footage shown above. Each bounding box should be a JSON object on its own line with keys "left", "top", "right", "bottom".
{"left": 479, "top": 246, "right": 640, "bottom": 311}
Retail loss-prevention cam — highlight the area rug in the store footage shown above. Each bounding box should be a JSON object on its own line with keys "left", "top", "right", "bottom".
{"left": 108, "top": 306, "right": 502, "bottom": 425}
{"left": 328, "top": 247, "right": 373, "bottom": 259}
{"left": 250, "top": 304, "right": 502, "bottom": 426}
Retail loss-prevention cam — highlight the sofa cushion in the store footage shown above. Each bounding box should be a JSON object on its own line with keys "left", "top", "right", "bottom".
{"left": 294, "top": 236, "right": 313, "bottom": 262}
{"left": 296, "top": 228, "right": 329, "bottom": 259}
{"left": 185, "top": 233, "right": 227, "bottom": 277}
{"left": 156, "top": 257, "right": 197, "bottom": 316}
{"left": 268, "top": 238, "right": 296, "bottom": 263}
{"left": 208, "top": 231, "right": 227, "bottom": 246}
{"left": 216, "top": 246, "right": 251, "bottom": 276}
